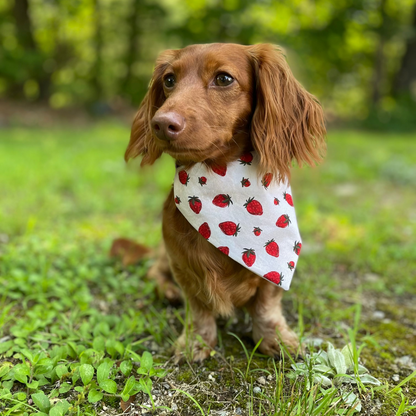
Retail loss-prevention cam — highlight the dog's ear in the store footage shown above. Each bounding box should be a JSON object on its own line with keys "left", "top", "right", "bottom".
{"left": 248, "top": 44, "right": 326, "bottom": 181}
{"left": 125, "top": 49, "right": 177, "bottom": 165}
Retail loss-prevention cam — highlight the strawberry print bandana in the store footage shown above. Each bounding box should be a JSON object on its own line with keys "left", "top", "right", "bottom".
{"left": 173, "top": 151, "right": 302, "bottom": 291}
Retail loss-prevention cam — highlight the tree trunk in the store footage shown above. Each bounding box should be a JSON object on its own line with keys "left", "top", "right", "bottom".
{"left": 91, "top": 0, "right": 103, "bottom": 101}
{"left": 371, "top": 0, "right": 387, "bottom": 105}
{"left": 11, "top": 0, "right": 53, "bottom": 101}
{"left": 393, "top": 4, "right": 416, "bottom": 95}
{"left": 11, "top": 0, "right": 36, "bottom": 98}
{"left": 12, "top": 0, "right": 36, "bottom": 50}
{"left": 121, "top": 0, "right": 141, "bottom": 95}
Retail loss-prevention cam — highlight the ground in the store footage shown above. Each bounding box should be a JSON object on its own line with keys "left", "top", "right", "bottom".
{"left": 0, "top": 124, "right": 415, "bottom": 415}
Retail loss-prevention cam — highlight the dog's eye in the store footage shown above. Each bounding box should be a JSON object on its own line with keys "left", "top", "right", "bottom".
{"left": 215, "top": 73, "right": 234, "bottom": 87}
{"left": 164, "top": 75, "right": 176, "bottom": 88}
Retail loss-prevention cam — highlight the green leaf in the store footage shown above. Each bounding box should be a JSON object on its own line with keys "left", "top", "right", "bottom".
{"left": 0, "top": 340, "right": 13, "bottom": 354}
{"left": 55, "top": 364, "right": 68, "bottom": 379}
{"left": 357, "top": 364, "right": 369, "bottom": 375}
{"left": 0, "top": 362, "right": 13, "bottom": 378}
{"left": 3, "top": 380, "right": 13, "bottom": 390}
{"left": 14, "top": 391, "right": 27, "bottom": 401}
{"left": 105, "top": 339, "right": 117, "bottom": 357}
{"left": 0, "top": 388, "right": 12, "bottom": 399}
{"left": 154, "top": 368, "right": 167, "bottom": 378}
{"left": 327, "top": 344, "right": 347, "bottom": 375}
{"left": 59, "top": 383, "right": 72, "bottom": 394}
{"left": 139, "top": 376, "right": 152, "bottom": 395}
{"left": 121, "top": 375, "right": 136, "bottom": 400}
{"left": 74, "top": 386, "right": 84, "bottom": 392}
{"left": 140, "top": 351, "right": 153, "bottom": 373}
{"left": 341, "top": 391, "right": 362, "bottom": 411}
{"left": 88, "top": 389, "right": 104, "bottom": 403}
{"left": 20, "top": 349, "right": 34, "bottom": 362}
{"left": 313, "top": 365, "right": 335, "bottom": 375}
{"left": 49, "top": 400, "right": 70, "bottom": 416}
{"left": 34, "top": 358, "right": 54, "bottom": 376}
{"left": 97, "top": 361, "right": 112, "bottom": 385}
{"left": 115, "top": 341, "right": 125, "bottom": 356}
{"left": 314, "top": 374, "right": 332, "bottom": 386}
{"left": 341, "top": 343, "right": 354, "bottom": 369}
{"left": 120, "top": 360, "right": 133, "bottom": 376}
{"left": 31, "top": 391, "right": 51, "bottom": 413}
{"left": 13, "top": 363, "right": 30, "bottom": 384}
{"left": 93, "top": 336, "right": 105, "bottom": 352}
{"left": 99, "top": 379, "right": 117, "bottom": 394}
{"left": 26, "top": 380, "right": 39, "bottom": 389}
{"left": 79, "top": 364, "right": 94, "bottom": 385}
{"left": 359, "top": 374, "right": 381, "bottom": 385}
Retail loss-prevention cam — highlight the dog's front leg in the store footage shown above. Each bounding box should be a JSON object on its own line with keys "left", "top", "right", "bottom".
{"left": 247, "top": 280, "right": 300, "bottom": 358}
{"left": 173, "top": 293, "right": 217, "bottom": 363}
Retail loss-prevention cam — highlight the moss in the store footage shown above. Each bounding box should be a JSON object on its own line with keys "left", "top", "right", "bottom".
{"left": 176, "top": 369, "right": 194, "bottom": 383}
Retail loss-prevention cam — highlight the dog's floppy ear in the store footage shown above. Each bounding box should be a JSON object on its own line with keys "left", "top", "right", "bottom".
{"left": 248, "top": 44, "right": 326, "bottom": 181}
{"left": 125, "top": 49, "right": 177, "bottom": 165}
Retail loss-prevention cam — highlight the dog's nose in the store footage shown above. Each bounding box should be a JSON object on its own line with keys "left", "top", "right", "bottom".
{"left": 151, "top": 112, "right": 185, "bottom": 141}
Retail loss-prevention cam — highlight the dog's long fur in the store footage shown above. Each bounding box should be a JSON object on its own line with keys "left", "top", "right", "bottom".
{"left": 125, "top": 43, "right": 326, "bottom": 361}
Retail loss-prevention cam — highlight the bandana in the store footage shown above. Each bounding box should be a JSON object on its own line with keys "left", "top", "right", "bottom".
{"left": 173, "top": 151, "right": 302, "bottom": 291}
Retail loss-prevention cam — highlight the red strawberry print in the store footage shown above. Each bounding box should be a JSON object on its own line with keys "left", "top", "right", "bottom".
{"left": 212, "top": 165, "right": 227, "bottom": 176}
{"left": 218, "top": 246, "right": 229, "bottom": 255}
{"left": 198, "top": 176, "right": 207, "bottom": 186}
{"left": 253, "top": 227, "right": 262, "bottom": 236}
{"left": 188, "top": 196, "right": 202, "bottom": 214}
{"left": 239, "top": 152, "right": 253, "bottom": 166}
{"left": 284, "top": 192, "right": 293, "bottom": 207}
{"left": 287, "top": 261, "right": 295, "bottom": 271}
{"left": 174, "top": 196, "right": 181, "bottom": 204}
{"left": 264, "top": 239, "right": 279, "bottom": 257}
{"left": 244, "top": 197, "right": 263, "bottom": 216}
{"left": 274, "top": 197, "right": 280, "bottom": 205}
{"left": 241, "top": 177, "right": 251, "bottom": 187}
{"left": 293, "top": 241, "right": 302, "bottom": 255}
{"left": 276, "top": 214, "right": 291, "bottom": 228}
{"left": 261, "top": 173, "right": 273, "bottom": 189}
{"left": 263, "top": 271, "right": 283, "bottom": 285}
{"left": 198, "top": 222, "right": 211, "bottom": 239}
{"left": 212, "top": 194, "right": 233, "bottom": 208}
{"left": 242, "top": 248, "right": 256, "bottom": 267}
{"left": 179, "top": 170, "right": 190, "bottom": 185}
{"left": 219, "top": 221, "right": 240, "bottom": 236}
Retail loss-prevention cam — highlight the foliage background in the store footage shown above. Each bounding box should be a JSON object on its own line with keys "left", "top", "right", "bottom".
{"left": 1, "top": 0, "right": 416, "bottom": 127}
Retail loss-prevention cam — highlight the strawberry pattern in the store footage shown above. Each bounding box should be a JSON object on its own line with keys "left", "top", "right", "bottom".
{"left": 174, "top": 151, "right": 302, "bottom": 291}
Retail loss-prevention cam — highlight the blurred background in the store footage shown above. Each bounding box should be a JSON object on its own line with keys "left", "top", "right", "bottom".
{"left": 1, "top": 0, "right": 416, "bottom": 128}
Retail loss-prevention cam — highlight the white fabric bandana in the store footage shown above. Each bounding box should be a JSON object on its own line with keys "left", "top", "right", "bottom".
{"left": 173, "top": 151, "right": 302, "bottom": 291}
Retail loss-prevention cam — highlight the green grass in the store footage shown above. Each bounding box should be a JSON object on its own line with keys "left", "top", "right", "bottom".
{"left": 0, "top": 124, "right": 415, "bottom": 415}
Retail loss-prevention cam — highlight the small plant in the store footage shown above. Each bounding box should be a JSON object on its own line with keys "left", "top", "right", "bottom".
{"left": 289, "top": 342, "right": 382, "bottom": 413}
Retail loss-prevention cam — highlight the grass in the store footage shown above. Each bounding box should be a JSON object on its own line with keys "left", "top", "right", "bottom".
{"left": 0, "top": 123, "right": 416, "bottom": 415}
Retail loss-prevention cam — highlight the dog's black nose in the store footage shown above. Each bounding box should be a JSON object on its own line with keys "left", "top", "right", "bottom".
{"left": 151, "top": 112, "right": 185, "bottom": 141}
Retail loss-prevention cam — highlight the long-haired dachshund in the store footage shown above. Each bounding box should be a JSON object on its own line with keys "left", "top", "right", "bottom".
{"left": 125, "top": 43, "right": 326, "bottom": 362}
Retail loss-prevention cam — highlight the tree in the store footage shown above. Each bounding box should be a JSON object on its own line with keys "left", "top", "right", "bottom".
{"left": 393, "top": 3, "right": 416, "bottom": 96}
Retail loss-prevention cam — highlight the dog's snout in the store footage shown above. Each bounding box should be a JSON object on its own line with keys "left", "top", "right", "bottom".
{"left": 151, "top": 112, "right": 185, "bottom": 141}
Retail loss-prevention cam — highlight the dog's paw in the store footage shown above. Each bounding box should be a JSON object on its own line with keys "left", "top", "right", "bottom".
{"left": 256, "top": 325, "right": 304, "bottom": 359}
{"left": 174, "top": 333, "right": 215, "bottom": 364}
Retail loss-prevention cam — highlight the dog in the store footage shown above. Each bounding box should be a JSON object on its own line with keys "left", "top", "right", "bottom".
{"left": 125, "top": 43, "right": 326, "bottom": 362}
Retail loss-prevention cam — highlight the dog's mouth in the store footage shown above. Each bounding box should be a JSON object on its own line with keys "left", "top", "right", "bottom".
{"left": 157, "top": 137, "right": 229, "bottom": 163}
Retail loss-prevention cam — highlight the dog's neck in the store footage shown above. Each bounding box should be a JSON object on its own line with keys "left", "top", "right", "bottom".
{"left": 175, "top": 131, "right": 252, "bottom": 169}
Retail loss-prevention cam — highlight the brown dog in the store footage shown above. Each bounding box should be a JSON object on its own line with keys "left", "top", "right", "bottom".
{"left": 125, "top": 43, "right": 326, "bottom": 362}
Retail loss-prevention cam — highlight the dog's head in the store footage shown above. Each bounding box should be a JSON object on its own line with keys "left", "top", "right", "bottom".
{"left": 125, "top": 43, "right": 326, "bottom": 180}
